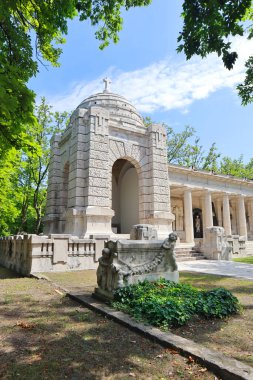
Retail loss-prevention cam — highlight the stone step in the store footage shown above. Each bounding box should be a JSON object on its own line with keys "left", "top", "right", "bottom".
{"left": 176, "top": 248, "right": 205, "bottom": 262}
{"left": 177, "top": 256, "right": 198, "bottom": 262}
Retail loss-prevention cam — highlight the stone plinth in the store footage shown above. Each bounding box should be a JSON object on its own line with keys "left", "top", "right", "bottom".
{"left": 203, "top": 227, "right": 232, "bottom": 260}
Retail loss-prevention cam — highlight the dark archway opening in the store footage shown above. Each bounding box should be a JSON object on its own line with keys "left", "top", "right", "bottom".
{"left": 112, "top": 159, "right": 139, "bottom": 234}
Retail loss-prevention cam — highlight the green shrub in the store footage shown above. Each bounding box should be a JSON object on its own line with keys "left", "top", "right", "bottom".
{"left": 113, "top": 279, "right": 241, "bottom": 328}
{"left": 197, "top": 287, "right": 241, "bottom": 318}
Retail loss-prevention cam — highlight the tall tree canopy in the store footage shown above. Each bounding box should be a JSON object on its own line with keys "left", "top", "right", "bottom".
{"left": 1, "top": 0, "right": 253, "bottom": 152}
{"left": 0, "top": 98, "right": 68, "bottom": 236}
{"left": 178, "top": 0, "right": 253, "bottom": 105}
{"left": 166, "top": 125, "right": 220, "bottom": 171}
{"left": 0, "top": 0, "right": 151, "bottom": 150}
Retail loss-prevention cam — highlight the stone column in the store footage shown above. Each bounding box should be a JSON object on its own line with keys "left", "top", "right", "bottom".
{"left": 215, "top": 198, "right": 222, "bottom": 227}
{"left": 203, "top": 191, "right": 213, "bottom": 228}
{"left": 222, "top": 194, "right": 232, "bottom": 235}
{"left": 184, "top": 189, "right": 194, "bottom": 243}
{"left": 237, "top": 195, "right": 247, "bottom": 239}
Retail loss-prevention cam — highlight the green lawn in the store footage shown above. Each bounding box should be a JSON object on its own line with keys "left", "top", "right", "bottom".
{"left": 233, "top": 256, "right": 253, "bottom": 264}
{"left": 0, "top": 266, "right": 214, "bottom": 379}
{"left": 44, "top": 269, "right": 253, "bottom": 367}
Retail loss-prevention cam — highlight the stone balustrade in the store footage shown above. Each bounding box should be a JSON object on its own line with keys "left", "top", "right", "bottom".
{"left": 0, "top": 234, "right": 97, "bottom": 275}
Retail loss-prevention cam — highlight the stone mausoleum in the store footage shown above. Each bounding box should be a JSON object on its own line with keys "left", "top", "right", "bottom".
{"left": 44, "top": 78, "right": 174, "bottom": 239}
{"left": 1, "top": 79, "right": 253, "bottom": 274}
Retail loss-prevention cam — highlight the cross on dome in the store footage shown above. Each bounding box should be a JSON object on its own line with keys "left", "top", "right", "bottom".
{"left": 103, "top": 77, "right": 112, "bottom": 93}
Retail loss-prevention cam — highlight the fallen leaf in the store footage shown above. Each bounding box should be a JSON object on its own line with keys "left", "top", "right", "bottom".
{"left": 16, "top": 321, "right": 35, "bottom": 329}
{"left": 187, "top": 356, "right": 194, "bottom": 364}
{"left": 165, "top": 348, "right": 178, "bottom": 355}
{"left": 128, "top": 372, "right": 136, "bottom": 377}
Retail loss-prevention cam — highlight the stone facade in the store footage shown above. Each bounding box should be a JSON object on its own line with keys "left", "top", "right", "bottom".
{"left": 1, "top": 83, "right": 253, "bottom": 275}
{"left": 44, "top": 87, "right": 174, "bottom": 239}
{"left": 169, "top": 164, "right": 253, "bottom": 257}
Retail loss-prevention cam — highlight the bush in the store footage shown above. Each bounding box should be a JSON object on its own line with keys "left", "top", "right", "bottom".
{"left": 113, "top": 279, "right": 241, "bottom": 328}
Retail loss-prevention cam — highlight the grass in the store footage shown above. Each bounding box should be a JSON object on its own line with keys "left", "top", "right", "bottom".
{"left": 0, "top": 266, "right": 214, "bottom": 380}
{"left": 176, "top": 272, "right": 253, "bottom": 366}
{"left": 233, "top": 256, "right": 253, "bottom": 264}
{"left": 43, "top": 269, "right": 253, "bottom": 367}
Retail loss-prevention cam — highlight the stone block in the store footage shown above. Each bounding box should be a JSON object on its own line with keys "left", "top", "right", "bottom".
{"left": 88, "top": 168, "right": 108, "bottom": 179}
{"left": 87, "top": 196, "right": 110, "bottom": 207}
{"left": 94, "top": 233, "right": 178, "bottom": 300}
{"left": 88, "top": 159, "right": 109, "bottom": 170}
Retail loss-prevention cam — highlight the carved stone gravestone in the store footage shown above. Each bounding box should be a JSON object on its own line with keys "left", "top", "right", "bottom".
{"left": 94, "top": 226, "right": 179, "bottom": 300}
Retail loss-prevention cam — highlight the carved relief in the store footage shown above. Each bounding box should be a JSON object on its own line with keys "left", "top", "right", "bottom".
{"left": 95, "top": 233, "right": 178, "bottom": 299}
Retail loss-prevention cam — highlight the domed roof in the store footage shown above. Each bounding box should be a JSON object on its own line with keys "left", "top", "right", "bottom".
{"left": 77, "top": 90, "right": 144, "bottom": 127}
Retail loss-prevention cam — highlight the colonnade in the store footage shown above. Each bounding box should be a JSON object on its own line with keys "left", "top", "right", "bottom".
{"left": 182, "top": 188, "right": 251, "bottom": 244}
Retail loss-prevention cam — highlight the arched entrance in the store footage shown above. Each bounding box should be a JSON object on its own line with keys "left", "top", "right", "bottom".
{"left": 112, "top": 159, "right": 139, "bottom": 234}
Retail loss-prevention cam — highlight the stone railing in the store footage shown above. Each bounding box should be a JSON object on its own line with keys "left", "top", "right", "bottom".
{"left": 0, "top": 234, "right": 99, "bottom": 275}
{"left": 227, "top": 235, "right": 246, "bottom": 257}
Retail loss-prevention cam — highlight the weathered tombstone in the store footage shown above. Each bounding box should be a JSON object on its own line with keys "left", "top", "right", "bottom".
{"left": 94, "top": 226, "right": 179, "bottom": 300}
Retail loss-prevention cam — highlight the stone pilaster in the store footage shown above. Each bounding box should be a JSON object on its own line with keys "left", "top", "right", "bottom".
{"left": 84, "top": 106, "right": 114, "bottom": 237}
{"left": 43, "top": 134, "right": 62, "bottom": 234}
{"left": 144, "top": 123, "right": 174, "bottom": 238}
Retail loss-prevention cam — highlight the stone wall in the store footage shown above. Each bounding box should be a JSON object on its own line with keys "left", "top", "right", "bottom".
{"left": 0, "top": 234, "right": 99, "bottom": 275}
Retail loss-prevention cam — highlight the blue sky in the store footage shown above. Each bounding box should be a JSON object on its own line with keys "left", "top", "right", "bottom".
{"left": 29, "top": 0, "right": 253, "bottom": 162}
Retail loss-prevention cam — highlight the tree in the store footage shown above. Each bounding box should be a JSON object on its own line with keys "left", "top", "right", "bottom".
{"left": 166, "top": 125, "right": 220, "bottom": 170}
{"left": 20, "top": 98, "right": 69, "bottom": 233}
{"left": 218, "top": 155, "right": 253, "bottom": 179}
{"left": 178, "top": 0, "right": 253, "bottom": 104}
{"left": 0, "top": 98, "right": 69, "bottom": 236}
{"left": 0, "top": 1, "right": 151, "bottom": 151}
{"left": 0, "top": 148, "right": 22, "bottom": 235}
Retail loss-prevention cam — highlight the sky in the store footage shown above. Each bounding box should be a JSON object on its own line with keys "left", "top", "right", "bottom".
{"left": 29, "top": 0, "right": 253, "bottom": 162}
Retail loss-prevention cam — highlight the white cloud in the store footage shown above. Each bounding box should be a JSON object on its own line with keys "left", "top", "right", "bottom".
{"left": 46, "top": 36, "right": 253, "bottom": 114}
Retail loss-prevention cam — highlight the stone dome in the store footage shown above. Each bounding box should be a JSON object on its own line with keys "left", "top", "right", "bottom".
{"left": 77, "top": 91, "right": 144, "bottom": 127}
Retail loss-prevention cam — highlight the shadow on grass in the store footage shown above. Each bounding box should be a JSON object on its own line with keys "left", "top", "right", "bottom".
{"left": 0, "top": 266, "right": 21, "bottom": 279}
{"left": 0, "top": 288, "right": 214, "bottom": 379}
